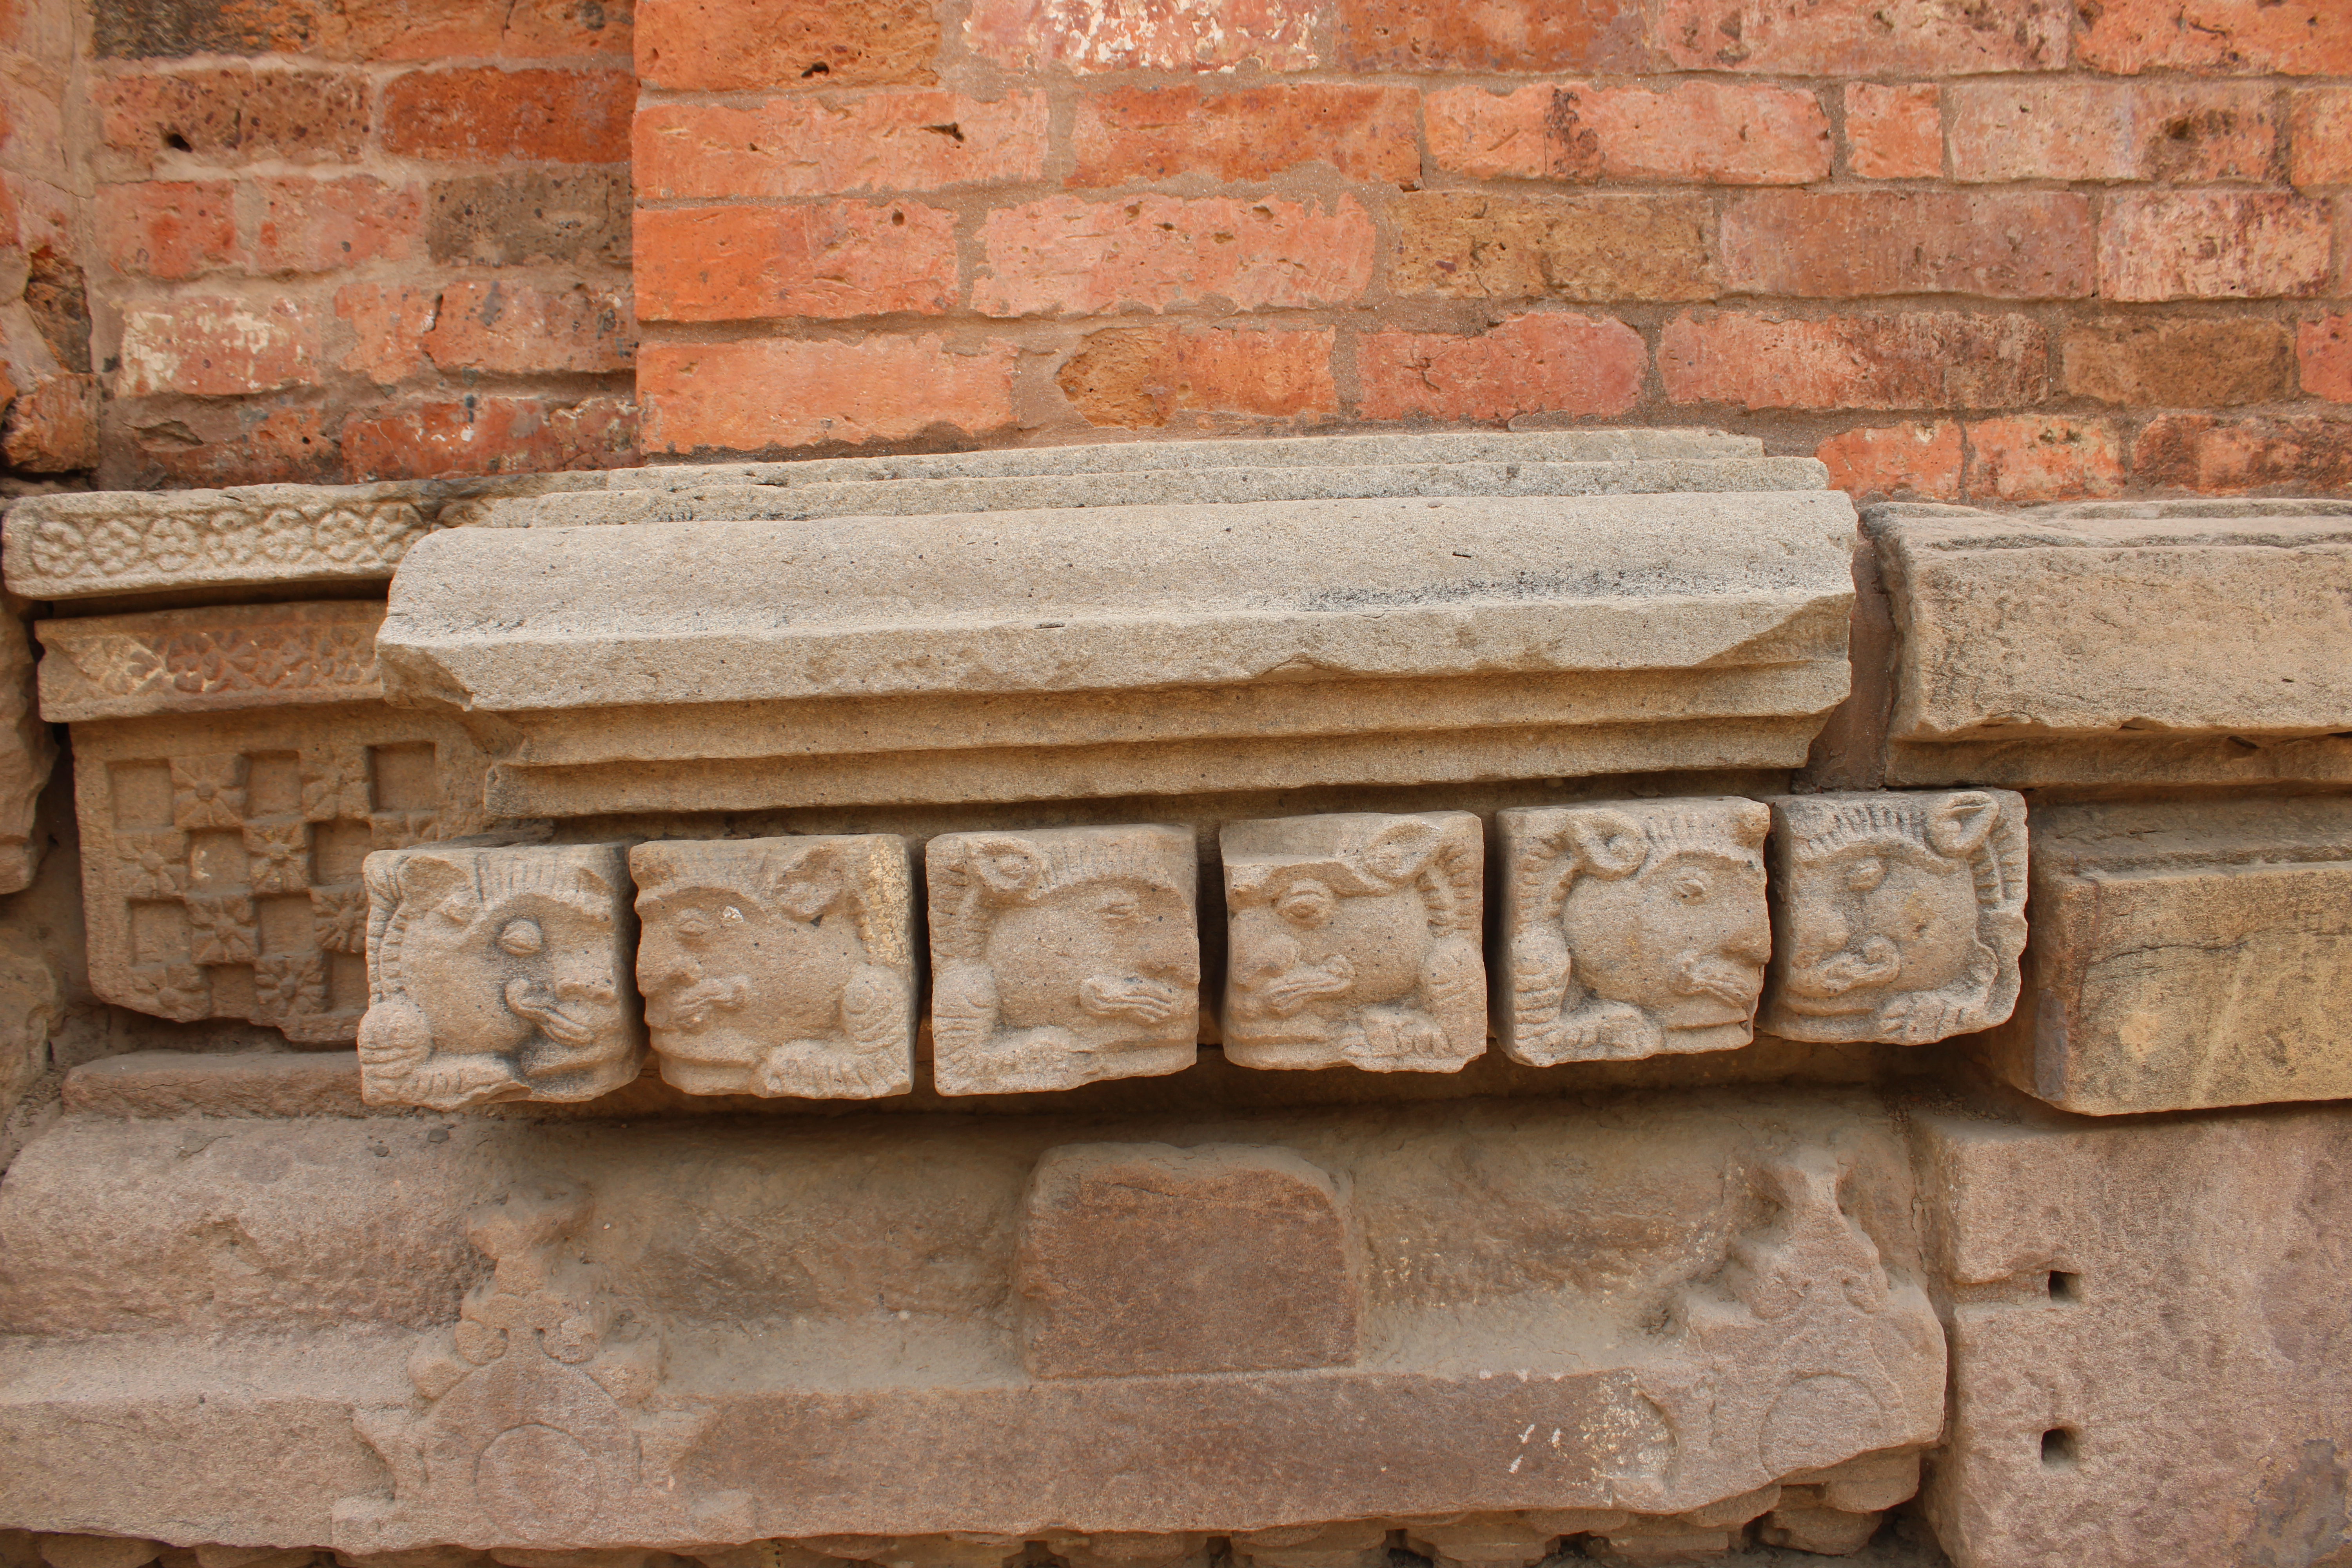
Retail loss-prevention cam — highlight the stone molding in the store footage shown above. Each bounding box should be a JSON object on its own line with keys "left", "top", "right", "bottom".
{"left": 37, "top": 600, "right": 386, "bottom": 721}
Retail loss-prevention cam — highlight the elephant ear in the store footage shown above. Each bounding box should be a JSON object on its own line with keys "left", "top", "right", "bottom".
{"left": 1356, "top": 818, "right": 1440, "bottom": 887}
{"left": 396, "top": 853, "right": 477, "bottom": 926}
{"left": 773, "top": 844, "right": 846, "bottom": 922}
{"left": 1562, "top": 808, "right": 1648, "bottom": 880}
{"left": 1927, "top": 791, "right": 2000, "bottom": 858}
{"left": 963, "top": 835, "right": 1045, "bottom": 897}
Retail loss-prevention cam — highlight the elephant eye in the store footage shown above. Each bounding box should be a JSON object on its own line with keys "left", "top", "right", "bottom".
{"left": 1673, "top": 869, "right": 1712, "bottom": 903}
{"left": 1846, "top": 857, "right": 1886, "bottom": 893}
{"left": 497, "top": 918, "right": 544, "bottom": 956}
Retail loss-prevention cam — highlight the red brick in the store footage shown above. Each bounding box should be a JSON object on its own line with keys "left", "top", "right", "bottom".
{"left": 635, "top": 203, "right": 956, "bottom": 321}
{"left": 1338, "top": 0, "right": 1640, "bottom": 71}
{"left": 1426, "top": 82, "right": 1828, "bottom": 185}
{"left": 2098, "top": 193, "right": 2333, "bottom": 301}
{"left": 1070, "top": 87, "right": 1417, "bottom": 187}
{"left": 971, "top": 0, "right": 1316, "bottom": 72}
{"left": 93, "top": 67, "right": 367, "bottom": 166}
{"left": 1057, "top": 325, "right": 1336, "bottom": 427}
{"left": 0, "top": 63, "right": 67, "bottom": 187}
{"left": 0, "top": 370, "right": 97, "bottom": 471}
{"left": 639, "top": 334, "right": 1018, "bottom": 454}
{"left": 974, "top": 195, "right": 1375, "bottom": 318}
{"left": 1650, "top": 0, "right": 2070, "bottom": 73}
{"left": 1815, "top": 421, "right": 1964, "bottom": 500}
{"left": 2289, "top": 90, "right": 2352, "bottom": 187}
{"left": 2133, "top": 414, "right": 2352, "bottom": 493}
{"left": 1963, "top": 416, "right": 2126, "bottom": 504}
{"left": 2063, "top": 316, "right": 2295, "bottom": 406}
{"left": 1845, "top": 84, "right": 1941, "bottom": 179}
{"left": 2298, "top": 315, "right": 2352, "bottom": 403}
{"left": 250, "top": 176, "right": 419, "bottom": 272}
{"left": 1392, "top": 192, "right": 1714, "bottom": 303}
{"left": 639, "top": 0, "right": 935, "bottom": 91}
{"left": 1949, "top": 81, "right": 2275, "bottom": 183}
{"left": 1660, "top": 310, "right": 2051, "bottom": 409}
{"left": 94, "top": 179, "right": 236, "bottom": 279}
{"left": 380, "top": 68, "right": 632, "bottom": 164}
{"left": 422, "top": 281, "right": 634, "bottom": 374}
{"left": 1721, "top": 191, "right": 2092, "bottom": 299}
{"left": 1357, "top": 312, "right": 1644, "bottom": 423}
{"left": 116, "top": 296, "right": 321, "bottom": 397}
{"left": 335, "top": 281, "right": 433, "bottom": 384}
{"left": 359, "top": 0, "right": 634, "bottom": 62}
{"left": 634, "top": 92, "right": 1047, "bottom": 201}
{"left": 138, "top": 403, "right": 336, "bottom": 488}
{"left": 2076, "top": 0, "right": 2352, "bottom": 75}
{"left": 341, "top": 394, "right": 637, "bottom": 480}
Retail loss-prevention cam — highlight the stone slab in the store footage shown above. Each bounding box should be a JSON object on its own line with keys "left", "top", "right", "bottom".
{"left": 62, "top": 1049, "right": 369, "bottom": 1118}
{"left": 0, "top": 603, "right": 53, "bottom": 893}
{"left": 37, "top": 601, "right": 386, "bottom": 722}
{"left": 1984, "top": 797, "right": 2352, "bottom": 1115}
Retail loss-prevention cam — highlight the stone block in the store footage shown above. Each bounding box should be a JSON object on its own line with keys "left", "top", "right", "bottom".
{"left": 63, "top": 1050, "right": 368, "bottom": 1119}
{"left": 359, "top": 842, "right": 644, "bottom": 1110}
{"left": 630, "top": 836, "right": 916, "bottom": 1100}
{"left": 925, "top": 826, "right": 1198, "bottom": 1096}
{"left": 37, "top": 601, "right": 384, "bottom": 722}
{"left": 1986, "top": 797, "right": 2352, "bottom": 1114}
{"left": 376, "top": 486, "right": 1855, "bottom": 815}
{"left": 0, "top": 947, "right": 60, "bottom": 1129}
{"left": 1220, "top": 812, "right": 1484, "bottom": 1073}
{"left": 1496, "top": 798, "right": 1769, "bottom": 1065}
{"left": 1758, "top": 790, "right": 2027, "bottom": 1046}
{"left": 1014, "top": 1143, "right": 1359, "bottom": 1377}
{"left": 5, "top": 484, "right": 428, "bottom": 599}
{"left": 0, "top": 604, "right": 54, "bottom": 895}
{"left": 70, "top": 704, "right": 492, "bottom": 1044}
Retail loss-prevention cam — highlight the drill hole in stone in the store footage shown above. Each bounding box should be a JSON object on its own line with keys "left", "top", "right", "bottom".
{"left": 2047, "top": 1270, "right": 2080, "bottom": 1302}
{"left": 2041, "top": 1426, "right": 2080, "bottom": 1468}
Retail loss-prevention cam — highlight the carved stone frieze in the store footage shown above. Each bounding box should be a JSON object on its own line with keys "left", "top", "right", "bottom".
{"left": 926, "top": 826, "right": 1198, "bottom": 1095}
{"left": 630, "top": 835, "right": 915, "bottom": 1100}
{"left": 0, "top": 602, "right": 53, "bottom": 894}
{"left": 37, "top": 601, "right": 385, "bottom": 722}
{"left": 1496, "top": 798, "right": 1770, "bottom": 1065}
{"left": 71, "top": 704, "right": 492, "bottom": 1043}
{"left": 1759, "top": 789, "right": 2027, "bottom": 1046}
{"left": 360, "top": 842, "right": 644, "bottom": 1109}
{"left": 4, "top": 485, "right": 434, "bottom": 599}
{"left": 1221, "top": 811, "right": 1484, "bottom": 1073}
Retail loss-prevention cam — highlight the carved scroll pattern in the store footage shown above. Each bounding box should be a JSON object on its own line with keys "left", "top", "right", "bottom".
{"left": 14, "top": 499, "right": 428, "bottom": 594}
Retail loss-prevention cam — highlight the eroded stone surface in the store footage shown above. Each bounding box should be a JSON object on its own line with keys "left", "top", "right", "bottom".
{"left": 1497, "top": 798, "right": 1769, "bottom": 1065}
{"left": 1985, "top": 797, "right": 2352, "bottom": 1114}
{"left": 0, "top": 603, "right": 54, "bottom": 895}
{"left": 1221, "top": 812, "right": 1484, "bottom": 1073}
{"left": 926, "top": 826, "right": 1198, "bottom": 1095}
{"left": 1760, "top": 790, "right": 2026, "bottom": 1045}
{"left": 631, "top": 835, "right": 915, "bottom": 1100}
{"left": 37, "top": 601, "right": 385, "bottom": 722}
{"left": 360, "top": 842, "right": 644, "bottom": 1109}
{"left": 1015, "top": 1142, "right": 1359, "bottom": 1377}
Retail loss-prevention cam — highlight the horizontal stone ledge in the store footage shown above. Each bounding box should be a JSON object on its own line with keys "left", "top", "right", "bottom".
{"left": 37, "top": 601, "right": 388, "bottom": 723}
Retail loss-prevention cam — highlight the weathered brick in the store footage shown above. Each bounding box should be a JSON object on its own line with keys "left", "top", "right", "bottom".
{"left": 1356, "top": 311, "right": 1645, "bottom": 423}
{"left": 93, "top": 0, "right": 630, "bottom": 60}
{"left": 1426, "top": 82, "right": 1828, "bottom": 185}
{"left": 1845, "top": 83, "right": 1941, "bottom": 179}
{"left": 2133, "top": 414, "right": 2352, "bottom": 492}
{"left": 2098, "top": 193, "right": 2334, "bottom": 301}
{"left": 639, "top": 0, "right": 935, "bottom": 89}
{"left": 2288, "top": 90, "right": 2352, "bottom": 187}
{"left": 426, "top": 169, "right": 629, "bottom": 266}
{"left": 638, "top": 334, "right": 1018, "bottom": 454}
{"left": 93, "top": 0, "right": 320, "bottom": 60}
{"left": 335, "top": 281, "right": 432, "bottom": 384}
{"left": 1392, "top": 191, "right": 1713, "bottom": 303}
{"left": 974, "top": 194, "right": 1375, "bottom": 318}
{"left": 1338, "top": 0, "right": 1641, "bottom": 71}
{"left": 94, "top": 179, "right": 236, "bottom": 279}
{"left": 1, "top": 370, "right": 97, "bottom": 470}
{"left": 0, "top": 65, "right": 68, "bottom": 187}
{"left": 1057, "top": 325, "right": 1336, "bottom": 427}
{"left": 2076, "top": 0, "right": 2352, "bottom": 75}
{"left": 131, "top": 402, "right": 336, "bottom": 488}
{"left": 634, "top": 92, "right": 1047, "bottom": 201}
{"left": 341, "top": 393, "right": 637, "bottom": 479}
{"left": 422, "top": 281, "right": 634, "bottom": 373}
{"left": 25, "top": 250, "right": 89, "bottom": 372}
{"left": 1963, "top": 416, "right": 2126, "bottom": 504}
{"left": 1721, "top": 191, "right": 2092, "bottom": 299}
{"left": 635, "top": 203, "right": 956, "bottom": 321}
{"left": 2299, "top": 314, "right": 2352, "bottom": 403}
{"left": 116, "top": 296, "right": 321, "bottom": 397}
{"left": 1660, "top": 310, "right": 2050, "bottom": 409}
{"left": 1071, "top": 86, "right": 1417, "bottom": 187}
{"left": 2063, "top": 316, "right": 2296, "bottom": 407}
{"left": 250, "top": 175, "right": 419, "bottom": 272}
{"left": 971, "top": 0, "right": 1316, "bottom": 72}
{"left": 1949, "top": 82, "right": 2275, "bottom": 183}
{"left": 93, "top": 67, "right": 367, "bottom": 166}
{"left": 1815, "top": 421, "right": 1964, "bottom": 499}
{"left": 1650, "top": 0, "right": 2071, "bottom": 73}
{"left": 381, "top": 67, "right": 632, "bottom": 163}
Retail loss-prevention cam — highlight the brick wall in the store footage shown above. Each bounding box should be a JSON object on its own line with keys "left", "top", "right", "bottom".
{"left": 0, "top": 0, "right": 92, "bottom": 476}
{"left": 81, "top": 0, "right": 639, "bottom": 486}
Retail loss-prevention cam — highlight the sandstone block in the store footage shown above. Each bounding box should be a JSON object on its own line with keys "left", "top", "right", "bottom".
{"left": 1759, "top": 790, "right": 2026, "bottom": 1046}
{"left": 37, "top": 601, "right": 384, "bottom": 722}
{"left": 1497, "top": 798, "right": 1769, "bottom": 1065}
{"left": 0, "top": 605, "right": 54, "bottom": 895}
{"left": 0, "top": 947, "right": 60, "bottom": 1128}
{"left": 1986, "top": 798, "right": 2352, "bottom": 1114}
{"left": 62, "top": 1049, "right": 368, "bottom": 1119}
{"left": 1221, "top": 813, "right": 1484, "bottom": 1074}
{"left": 4, "top": 483, "right": 438, "bottom": 599}
{"left": 926, "top": 826, "right": 1198, "bottom": 1096}
{"left": 360, "top": 842, "right": 644, "bottom": 1110}
{"left": 631, "top": 835, "right": 915, "bottom": 1100}
{"left": 1016, "top": 1143, "right": 1357, "bottom": 1378}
